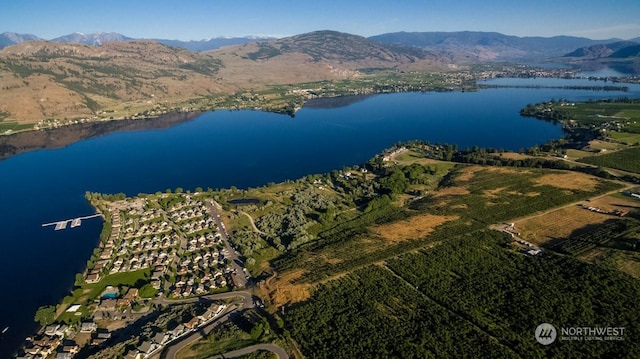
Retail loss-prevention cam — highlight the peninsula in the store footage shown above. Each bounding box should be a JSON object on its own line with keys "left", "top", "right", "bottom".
{"left": 18, "top": 120, "right": 640, "bottom": 357}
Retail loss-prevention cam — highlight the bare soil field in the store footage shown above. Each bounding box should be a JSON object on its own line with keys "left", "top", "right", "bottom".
{"left": 456, "top": 165, "right": 529, "bottom": 182}
{"left": 515, "top": 193, "right": 639, "bottom": 246}
{"left": 516, "top": 205, "right": 610, "bottom": 246}
{"left": 371, "top": 214, "right": 458, "bottom": 243}
{"left": 256, "top": 269, "right": 314, "bottom": 310}
{"left": 534, "top": 172, "right": 599, "bottom": 191}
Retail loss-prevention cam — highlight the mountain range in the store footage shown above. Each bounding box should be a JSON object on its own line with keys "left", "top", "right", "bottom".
{"left": 2, "top": 30, "right": 638, "bottom": 61}
{"left": 368, "top": 31, "right": 633, "bottom": 61}
{"left": 0, "top": 32, "right": 274, "bottom": 51}
{"left": 564, "top": 41, "right": 640, "bottom": 59}
{"left": 0, "top": 29, "right": 639, "bottom": 127}
{"left": 0, "top": 30, "right": 445, "bottom": 123}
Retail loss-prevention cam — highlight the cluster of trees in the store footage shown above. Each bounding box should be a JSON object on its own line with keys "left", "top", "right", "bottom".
{"left": 85, "top": 191, "right": 126, "bottom": 202}
{"left": 552, "top": 218, "right": 640, "bottom": 255}
{"left": 255, "top": 187, "right": 339, "bottom": 250}
{"left": 286, "top": 251, "right": 518, "bottom": 358}
{"left": 287, "top": 230, "right": 640, "bottom": 358}
{"left": 230, "top": 229, "right": 265, "bottom": 257}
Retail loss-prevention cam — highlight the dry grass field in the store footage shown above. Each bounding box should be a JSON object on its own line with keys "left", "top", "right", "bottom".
{"left": 256, "top": 269, "right": 314, "bottom": 309}
{"left": 516, "top": 205, "right": 611, "bottom": 245}
{"left": 515, "top": 193, "right": 639, "bottom": 246}
{"left": 534, "top": 172, "right": 600, "bottom": 191}
{"left": 371, "top": 214, "right": 458, "bottom": 243}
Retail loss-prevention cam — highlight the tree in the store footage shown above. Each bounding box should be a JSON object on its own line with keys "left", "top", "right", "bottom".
{"left": 74, "top": 273, "right": 85, "bottom": 286}
{"left": 139, "top": 283, "right": 159, "bottom": 298}
{"left": 34, "top": 305, "right": 56, "bottom": 326}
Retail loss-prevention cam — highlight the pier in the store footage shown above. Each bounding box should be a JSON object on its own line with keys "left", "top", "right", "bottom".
{"left": 42, "top": 213, "right": 103, "bottom": 231}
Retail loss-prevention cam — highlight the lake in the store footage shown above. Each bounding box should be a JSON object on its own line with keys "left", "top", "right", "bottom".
{"left": 1, "top": 77, "right": 639, "bottom": 356}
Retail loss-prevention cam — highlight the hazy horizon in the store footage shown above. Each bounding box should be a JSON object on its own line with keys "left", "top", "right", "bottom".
{"left": 1, "top": 0, "right": 639, "bottom": 41}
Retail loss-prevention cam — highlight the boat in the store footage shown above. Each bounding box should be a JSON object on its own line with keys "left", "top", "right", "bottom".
{"left": 2, "top": 326, "right": 8, "bottom": 334}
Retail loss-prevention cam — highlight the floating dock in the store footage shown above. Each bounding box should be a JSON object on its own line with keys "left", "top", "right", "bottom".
{"left": 42, "top": 213, "right": 103, "bottom": 231}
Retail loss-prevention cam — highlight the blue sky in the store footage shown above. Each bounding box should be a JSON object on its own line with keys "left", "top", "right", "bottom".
{"left": 2, "top": 0, "right": 639, "bottom": 40}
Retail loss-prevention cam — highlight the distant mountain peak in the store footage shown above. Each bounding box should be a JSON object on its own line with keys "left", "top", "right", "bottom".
{"left": 52, "top": 32, "right": 133, "bottom": 46}
{"left": 0, "top": 32, "right": 42, "bottom": 49}
{"left": 563, "top": 41, "right": 639, "bottom": 59}
{"left": 368, "top": 31, "right": 621, "bottom": 62}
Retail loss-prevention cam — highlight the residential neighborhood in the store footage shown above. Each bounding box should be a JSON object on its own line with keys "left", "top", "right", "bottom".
{"left": 17, "top": 193, "right": 248, "bottom": 358}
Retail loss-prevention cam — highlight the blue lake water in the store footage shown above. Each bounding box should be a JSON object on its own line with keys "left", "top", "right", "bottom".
{"left": 1, "top": 78, "right": 639, "bottom": 356}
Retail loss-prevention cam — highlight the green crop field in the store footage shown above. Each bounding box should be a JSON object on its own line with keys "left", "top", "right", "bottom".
{"left": 579, "top": 147, "right": 640, "bottom": 173}
{"left": 287, "top": 231, "right": 640, "bottom": 358}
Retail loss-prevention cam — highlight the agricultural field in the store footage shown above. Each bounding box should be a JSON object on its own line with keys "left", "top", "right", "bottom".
{"left": 553, "top": 100, "right": 640, "bottom": 130}
{"left": 516, "top": 192, "right": 640, "bottom": 246}
{"left": 287, "top": 231, "right": 640, "bottom": 358}
{"left": 0, "top": 117, "right": 33, "bottom": 133}
{"left": 586, "top": 139, "right": 625, "bottom": 151}
{"left": 409, "top": 165, "right": 621, "bottom": 225}
{"left": 565, "top": 148, "right": 595, "bottom": 160}
{"left": 258, "top": 163, "right": 621, "bottom": 309}
{"left": 608, "top": 130, "right": 640, "bottom": 145}
{"left": 579, "top": 147, "right": 640, "bottom": 174}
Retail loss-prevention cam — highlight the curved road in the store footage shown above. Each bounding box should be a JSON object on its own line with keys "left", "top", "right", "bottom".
{"left": 156, "top": 291, "right": 288, "bottom": 359}
{"left": 213, "top": 343, "right": 289, "bottom": 359}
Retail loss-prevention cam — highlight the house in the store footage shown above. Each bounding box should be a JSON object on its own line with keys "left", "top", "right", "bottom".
{"left": 91, "top": 337, "right": 107, "bottom": 347}
{"left": 151, "top": 279, "right": 162, "bottom": 290}
{"left": 96, "top": 331, "right": 112, "bottom": 340}
{"left": 151, "top": 269, "right": 164, "bottom": 280}
{"left": 124, "top": 349, "right": 142, "bottom": 359}
{"left": 80, "top": 322, "right": 97, "bottom": 333}
{"left": 86, "top": 272, "right": 101, "bottom": 284}
{"left": 124, "top": 349, "right": 143, "bottom": 359}
{"left": 61, "top": 344, "right": 80, "bottom": 354}
{"left": 153, "top": 332, "right": 170, "bottom": 345}
{"left": 199, "top": 304, "right": 224, "bottom": 321}
{"left": 44, "top": 324, "right": 61, "bottom": 336}
{"left": 98, "top": 299, "right": 117, "bottom": 311}
{"left": 138, "top": 341, "right": 156, "bottom": 355}
{"left": 184, "top": 316, "right": 200, "bottom": 330}
{"left": 170, "top": 324, "right": 185, "bottom": 337}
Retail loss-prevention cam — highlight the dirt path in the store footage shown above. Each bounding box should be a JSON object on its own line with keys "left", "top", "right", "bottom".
{"left": 240, "top": 211, "right": 267, "bottom": 235}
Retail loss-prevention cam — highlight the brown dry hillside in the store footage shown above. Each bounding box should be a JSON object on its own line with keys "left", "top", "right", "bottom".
{"left": 210, "top": 30, "right": 445, "bottom": 86}
{"left": 0, "top": 40, "right": 229, "bottom": 123}
{"left": 0, "top": 31, "right": 447, "bottom": 125}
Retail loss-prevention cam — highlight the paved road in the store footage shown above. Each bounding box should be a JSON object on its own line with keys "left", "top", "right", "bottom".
{"left": 159, "top": 306, "right": 237, "bottom": 359}
{"left": 207, "top": 200, "right": 249, "bottom": 288}
{"left": 213, "top": 343, "right": 289, "bottom": 359}
{"left": 153, "top": 290, "right": 254, "bottom": 308}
